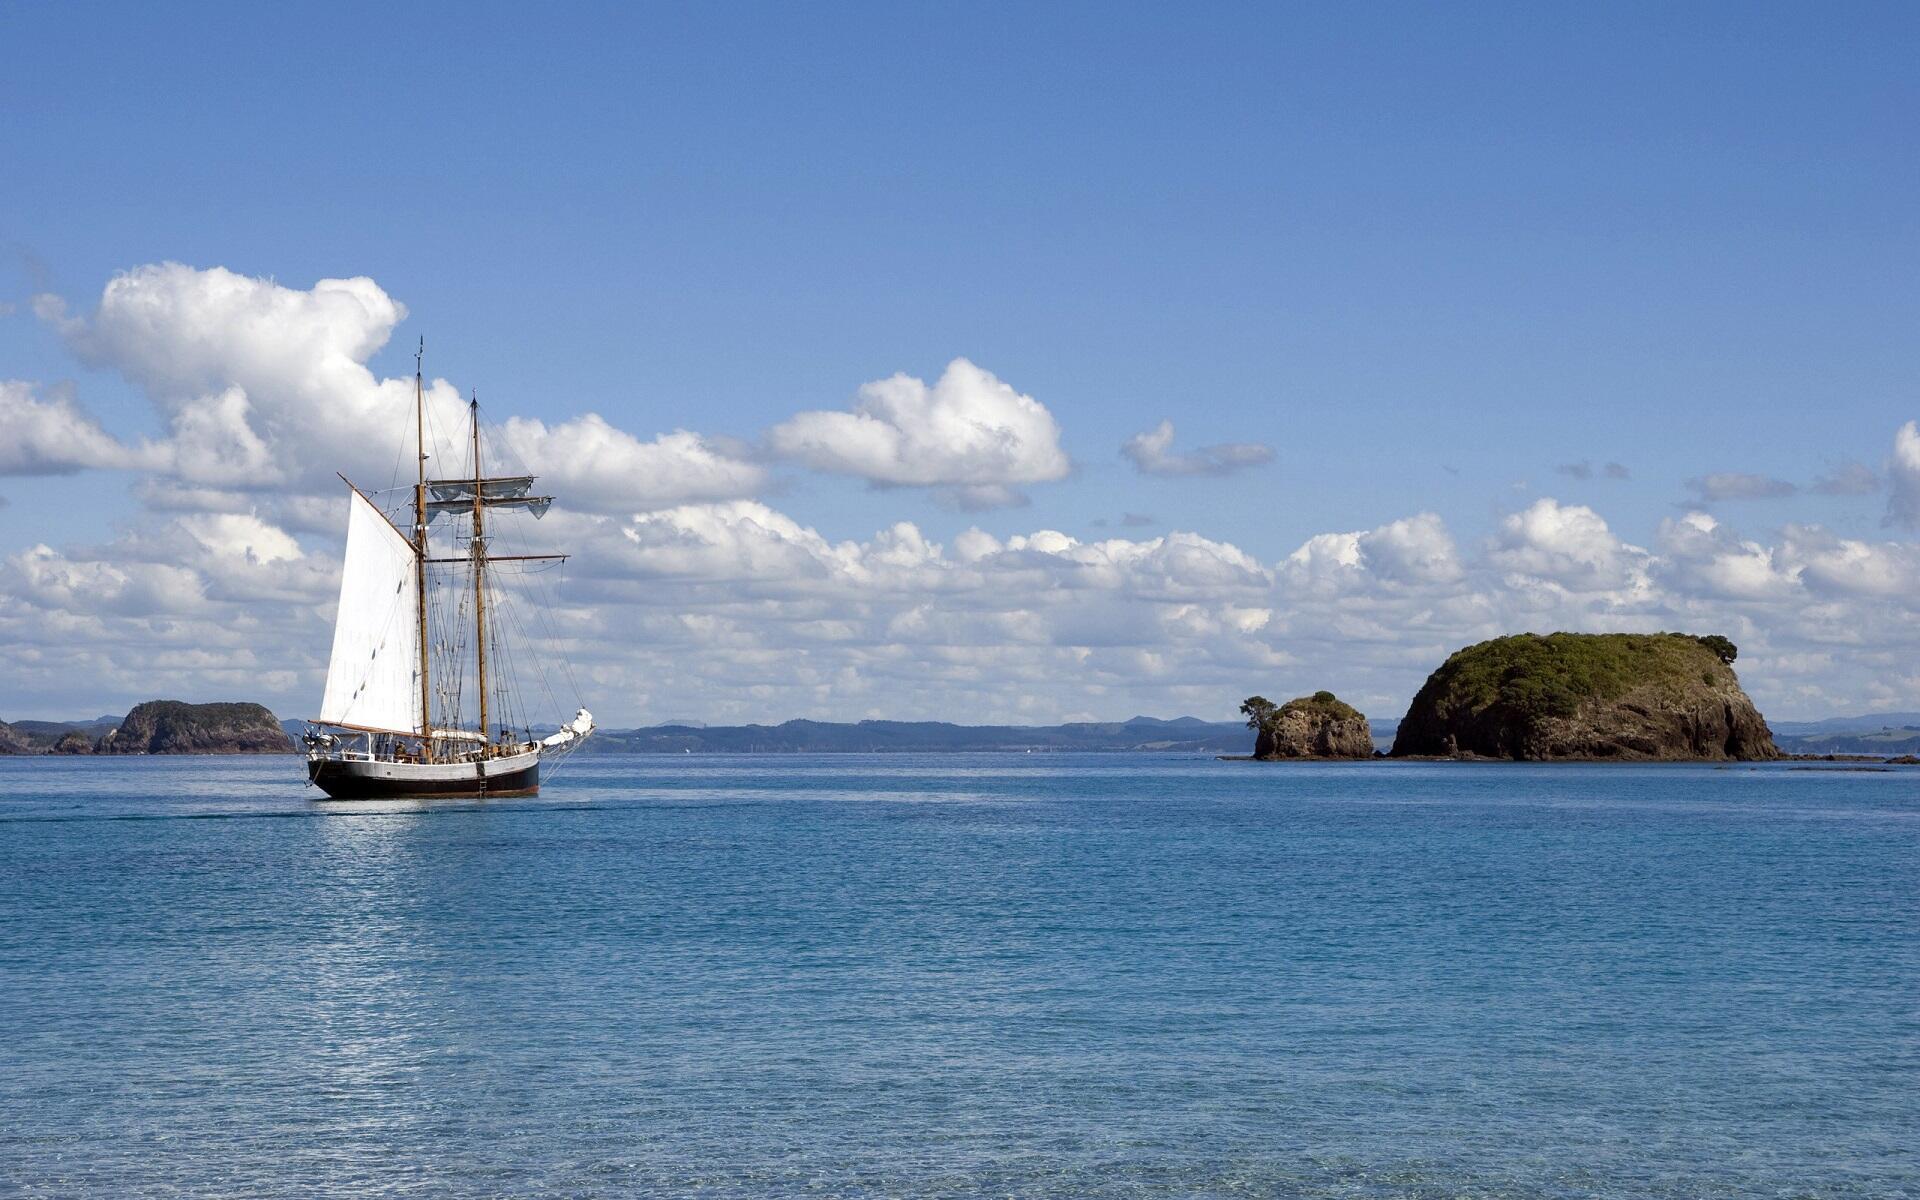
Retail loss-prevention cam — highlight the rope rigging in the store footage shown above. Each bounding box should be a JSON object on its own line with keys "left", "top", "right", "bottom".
{"left": 306, "top": 344, "right": 593, "bottom": 797}
{"left": 374, "top": 398, "right": 586, "bottom": 748}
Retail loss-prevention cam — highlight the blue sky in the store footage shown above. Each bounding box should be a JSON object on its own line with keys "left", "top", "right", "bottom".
{"left": 4, "top": 3, "right": 1919, "bottom": 723}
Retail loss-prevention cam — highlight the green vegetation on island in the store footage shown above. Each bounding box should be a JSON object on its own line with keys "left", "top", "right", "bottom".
{"left": 1240, "top": 690, "right": 1373, "bottom": 759}
{"left": 1, "top": 701, "right": 295, "bottom": 756}
{"left": 1391, "top": 632, "right": 1778, "bottom": 761}
{"left": 99, "top": 701, "right": 295, "bottom": 754}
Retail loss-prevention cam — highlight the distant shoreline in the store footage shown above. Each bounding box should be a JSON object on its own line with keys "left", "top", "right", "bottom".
{"left": 7, "top": 744, "right": 1912, "bottom": 764}
{"left": 10, "top": 703, "right": 1920, "bottom": 759}
{"left": 1222, "top": 753, "right": 1918, "bottom": 765}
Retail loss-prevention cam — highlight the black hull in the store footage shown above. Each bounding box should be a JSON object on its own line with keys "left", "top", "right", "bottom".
{"left": 307, "top": 757, "right": 540, "bottom": 800}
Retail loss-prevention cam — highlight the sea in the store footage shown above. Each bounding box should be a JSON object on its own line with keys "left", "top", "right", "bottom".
{"left": 1, "top": 753, "right": 1915, "bottom": 1198}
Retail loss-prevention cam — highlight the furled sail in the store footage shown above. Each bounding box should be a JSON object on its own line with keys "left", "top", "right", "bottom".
{"left": 541, "top": 708, "right": 596, "bottom": 747}
{"left": 425, "top": 496, "right": 551, "bottom": 519}
{"left": 428, "top": 475, "right": 533, "bottom": 501}
{"left": 318, "top": 489, "right": 423, "bottom": 733}
{"left": 424, "top": 475, "right": 551, "bottom": 519}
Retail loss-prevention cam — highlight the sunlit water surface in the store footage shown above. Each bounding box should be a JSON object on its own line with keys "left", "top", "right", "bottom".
{"left": 1, "top": 753, "right": 1915, "bottom": 1197}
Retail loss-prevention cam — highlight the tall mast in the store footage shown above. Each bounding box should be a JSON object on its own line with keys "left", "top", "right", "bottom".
{"left": 470, "top": 394, "right": 490, "bottom": 745}
{"left": 414, "top": 340, "right": 433, "bottom": 755}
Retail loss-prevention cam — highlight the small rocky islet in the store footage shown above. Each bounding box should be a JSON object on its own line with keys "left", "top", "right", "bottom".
{"left": 1239, "top": 692, "right": 1375, "bottom": 760}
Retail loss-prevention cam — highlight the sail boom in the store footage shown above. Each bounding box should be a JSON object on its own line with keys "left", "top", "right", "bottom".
{"left": 310, "top": 719, "right": 429, "bottom": 738}
{"left": 306, "top": 721, "right": 483, "bottom": 742}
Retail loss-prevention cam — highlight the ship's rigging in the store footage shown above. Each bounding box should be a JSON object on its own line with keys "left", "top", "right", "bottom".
{"left": 304, "top": 341, "right": 591, "bottom": 797}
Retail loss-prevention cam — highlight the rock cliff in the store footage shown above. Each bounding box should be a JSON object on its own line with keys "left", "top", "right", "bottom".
{"left": 1391, "top": 632, "right": 1779, "bottom": 761}
{"left": 95, "top": 701, "right": 295, "bottom": 755}
{"left": 51, "top": 730, "right": 95, "bottom": 754}
{"left": 1244, "top": 691, "right": 1374, "bottom": 759}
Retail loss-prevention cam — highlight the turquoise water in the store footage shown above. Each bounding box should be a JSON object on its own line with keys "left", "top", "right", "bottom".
{"left": 1, "top": 754, "right": 1915, "bottom": 1198}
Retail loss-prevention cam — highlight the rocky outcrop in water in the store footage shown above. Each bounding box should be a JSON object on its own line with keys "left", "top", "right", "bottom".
{"left": 1242, "top": 692, "right": 1374, "bottom": 759}
{"left": 0, "top": 721, "right": 29, "bottom": 755}
{"left": 1391, "top": 632, "right": 1779, "bottom": 761}
{"left": 50, "top": 730, "right": 95, "bottom": 754}
{"left": 95, "top": 701, "right": 295, "bottom": 755}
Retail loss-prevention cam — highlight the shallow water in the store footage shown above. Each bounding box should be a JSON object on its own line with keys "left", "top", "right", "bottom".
{"left": 1, "top": 754, "right": 1915, "bottom": 1197}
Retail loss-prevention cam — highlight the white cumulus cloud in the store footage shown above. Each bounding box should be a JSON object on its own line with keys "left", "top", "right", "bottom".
{"left": 11, "top": 264, "right": 1920, "bottom": 726}
{"left": 1655, "top": 512, "right": 1795, "bottom": 601}
{"left": 0, "top": 381, "right": 166, "bottom": 475}
{"left": 38, "top": 262, "right": 764, "bottom": 515}
{"left": 767, "top": 358, "right": 1069, "bottom": 507}
{"left": 1490, "top": 498, "right": 1647, "bottom": 593}
{"left": 1282, "top": 513, "right": 1463, "bottom": 591}
{"left": 501, "top": 417, "right": 766, "bottom": 514}
{"left": 1780, "top": 525, "right": 1920, "bottom": 598}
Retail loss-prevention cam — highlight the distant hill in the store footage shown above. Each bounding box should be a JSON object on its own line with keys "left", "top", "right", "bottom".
{"left": 281, "top": 713, "right": 1257, "bottom": 753}
{"left": 583, "top": 715, "right": 1252, "bottom": 754}
{"left": 7, "top": 717, "right": 121, "bottom": 741}
{"left": 1771, "top": 723, "right": 1920, "bottom": 757}
{"left": 0, "top": 715, "right": 122, "bottom": 754}
{"left": 1769, "top": 712, "right": 1920, "bottom": 736}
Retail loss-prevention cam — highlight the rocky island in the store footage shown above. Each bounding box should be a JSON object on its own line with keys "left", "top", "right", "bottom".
{"left": 1240, "top": 691, "right": 1374, "bottom": 759}
{"left": 99, "top": 701, "right": 294, "bottom": 754}
{"left": 1391, "top": 632, "right": 1779, "bottom": 761}
{"left": 1, "top": 701, "right": 294, "bottom": 755}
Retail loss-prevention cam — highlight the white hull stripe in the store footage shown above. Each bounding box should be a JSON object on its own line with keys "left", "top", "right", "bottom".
{"left": 313, "top": 748, "right": 542, "bottom": 783}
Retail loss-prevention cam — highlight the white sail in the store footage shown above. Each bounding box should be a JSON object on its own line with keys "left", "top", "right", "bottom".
{"left": 318, "top": 489, "right": 423, "bottom": 733}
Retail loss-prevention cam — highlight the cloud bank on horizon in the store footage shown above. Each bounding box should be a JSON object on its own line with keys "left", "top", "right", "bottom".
{"left": 5, "top": 263, "right": 1920, "bottom": 725}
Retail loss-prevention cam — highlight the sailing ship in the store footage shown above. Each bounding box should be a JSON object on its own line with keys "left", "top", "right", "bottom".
{"left": 304, "top": 345, "right": 592, "bottom": 798}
